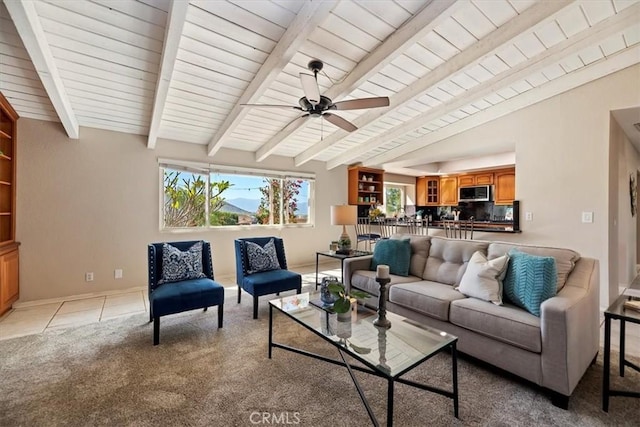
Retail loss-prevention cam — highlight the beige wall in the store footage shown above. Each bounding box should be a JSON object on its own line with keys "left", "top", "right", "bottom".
{"left": 405, "top": 64, "right": 640, "bottom": 309}
{"left": 16, "top": 120, "right": 348, "bottom": 301}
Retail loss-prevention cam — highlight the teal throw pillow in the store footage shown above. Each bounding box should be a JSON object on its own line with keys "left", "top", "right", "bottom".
{"left": 370, "top": 238, "right": 411, "bottom": 277}
{"left": 503, "top": 249, "right": 557, "bottom": 317}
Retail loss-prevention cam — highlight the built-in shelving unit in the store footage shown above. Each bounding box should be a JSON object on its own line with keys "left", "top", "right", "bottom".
{"left": 0, "top": 92, "right": 20, "bottom": 316}
{"left": 348, "top": 166, "right": 384, "bottom": 206}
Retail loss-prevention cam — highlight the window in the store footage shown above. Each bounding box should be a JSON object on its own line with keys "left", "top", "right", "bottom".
{"left": 161, "top": 161, "right": 314, "bottom": 229}
{"left": 383, "top": 185, "right": 405, "bottom": 216}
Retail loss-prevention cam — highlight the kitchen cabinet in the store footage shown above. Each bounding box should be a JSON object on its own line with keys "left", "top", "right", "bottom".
{"left": 0, "top": 92, "right": 18, "bottom": 316}
{"left": 439, "top": 176, "right": 458, "bottom": 206}
{"left": 416, "top": 176, "right": 439, "bottom": 206}
{"left": 458, "top": 172, "right": 494, "bottom": 187}
{"left": 494, "top": 168, "right": 515, "bottom": 205}
{"left": 348, "top": 166, "right": 384, "bottom": 206}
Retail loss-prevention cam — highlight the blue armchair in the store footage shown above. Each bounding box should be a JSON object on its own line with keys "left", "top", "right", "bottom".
{"left": 234, "top": 237, "right": 302, "bottom": 319}
{"left": 148, "top": 240, "right": 224, "bottom": 345}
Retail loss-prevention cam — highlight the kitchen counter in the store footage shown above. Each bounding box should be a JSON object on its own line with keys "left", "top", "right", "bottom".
{"left": 372, "top": 219, "right": 520, "bottom": 233}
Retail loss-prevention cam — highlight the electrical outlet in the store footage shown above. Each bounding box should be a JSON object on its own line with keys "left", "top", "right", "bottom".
{"left": 85, "top": 272, "right": 94, "bottom": 282}
{"left": 114, "top": 269, "right": 123, "bottom": 279}
{"left": 582, "top": 211, "right": 594, "bottom": 223}
{"left": 525, "top": 212, "right": 533, "bottom": 221}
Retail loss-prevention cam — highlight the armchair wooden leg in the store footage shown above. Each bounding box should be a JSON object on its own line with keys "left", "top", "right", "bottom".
{"left": 203, "top": 307, "right": 208, "bottom": 312}
{"left": 253, "top": 295, "right": 259, "bottom": 319}
{"left": 296, "top": 287, "right": 301, "bottom": 294}
{"left": 237, "top": 286, "right": 241, "bottom": 304}
{"left": 218, "top": 304, "right": 223, "bottom": 327}
{"left": 153, "top": 317, "right": 160, "bottom": 346}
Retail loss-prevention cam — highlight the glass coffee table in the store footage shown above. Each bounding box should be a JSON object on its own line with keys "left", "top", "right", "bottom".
{"left": 268, "top": 293, "right": 459, "bottom": 426}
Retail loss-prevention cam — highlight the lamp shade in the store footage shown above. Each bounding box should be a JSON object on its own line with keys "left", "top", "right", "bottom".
{"left": 331, "top": 205, "right": 357, "bottom": 226}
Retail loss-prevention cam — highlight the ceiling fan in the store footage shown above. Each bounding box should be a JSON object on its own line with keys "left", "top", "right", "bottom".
{"left": 241, "top": 60, "right": 390, "bottom": 132}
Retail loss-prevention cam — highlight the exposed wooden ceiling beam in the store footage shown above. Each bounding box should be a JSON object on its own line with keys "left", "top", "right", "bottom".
{"left": 147, "top": 0, "right": 189, "bottom": 149}
{"left": 327, "top": 1, "right": 640, "bottom": 169}
{"left": 5, "top": 0, "right": 79, "bottom": 139}
{"left": 369, "top": 44, "right": 640, "bottom": 169}
{"left": 254, "top": 0, "right": 461, "bottom": 163}
{"left": 205, "top": 0, "right": 338, "bottom": 157}
{"left": 308, "top": 0, "right": 573, "bottom": 169}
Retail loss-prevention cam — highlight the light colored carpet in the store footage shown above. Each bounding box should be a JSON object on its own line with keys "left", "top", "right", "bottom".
{"left": 0, "top": 293, "right": 638, "bottom": 426}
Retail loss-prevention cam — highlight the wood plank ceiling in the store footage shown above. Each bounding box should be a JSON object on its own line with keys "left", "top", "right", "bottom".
{"left": 1, "top": 0, "right": 639, "bottom": 175}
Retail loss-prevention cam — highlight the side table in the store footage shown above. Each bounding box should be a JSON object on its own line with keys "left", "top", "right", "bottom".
{"left": 315, "top": 250, "right": 371, "bottom": 288}
{"left": 602, "top": 291, "right": 640, "bottom": 411}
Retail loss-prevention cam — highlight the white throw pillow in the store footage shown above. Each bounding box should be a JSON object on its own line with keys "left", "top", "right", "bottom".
{"left": 456, "top": 251, "right": 510, "bottom": 305}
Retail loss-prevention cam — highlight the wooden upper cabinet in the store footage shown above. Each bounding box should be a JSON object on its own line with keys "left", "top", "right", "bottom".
{"left": 458, "top": 172, "right": 494, "bottom": 187}
{"left": 348, "top": 166, "right": 384, "bottom": 205}
{"left": 417, "top": 176, "right": 439, "bottom": 206}
{"left": 439, "top": 176, "right": 458, "bottom": 206}
{"left": 475, "top": 172, "right": 494, "bottom": 185}
{"left": 494, "top": 168, "right": 516, "bottom": 205}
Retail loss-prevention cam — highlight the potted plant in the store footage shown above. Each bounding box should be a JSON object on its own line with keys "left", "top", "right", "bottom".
{"left": 327, "top": 282, "right": 370, "bottom": 314}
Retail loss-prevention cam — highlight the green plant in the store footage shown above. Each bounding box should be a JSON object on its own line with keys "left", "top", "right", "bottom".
{"left": 327, "top": 282, "right": 370, "bottom": 313}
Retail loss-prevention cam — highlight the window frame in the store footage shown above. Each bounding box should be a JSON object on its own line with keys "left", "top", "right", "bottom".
{"left": 159, "top": 159, "right": 315, "bottom": 232}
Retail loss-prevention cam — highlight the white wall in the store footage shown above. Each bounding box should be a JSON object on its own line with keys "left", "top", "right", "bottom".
{"left": 403, "top": 64, "right": 640, "bottom": 309}
{"left": 16, "top": 120, "right": 348, "bottom": 301}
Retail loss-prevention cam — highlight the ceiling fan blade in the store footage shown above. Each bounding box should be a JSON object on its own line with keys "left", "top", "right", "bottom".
{"left": 240, "top": 103, "right": 302, "bottom": 110}
{"left": 332, "top": 97, "right": 390, "bottom": 110}
{"left": 282, "top": 113, "right": 310, "bottom": 131}
{"left": 299, "top": 73, "right": 320, "bottom": 105}
{"left": 323, "top": 113, "right": 357, "bottom": 132}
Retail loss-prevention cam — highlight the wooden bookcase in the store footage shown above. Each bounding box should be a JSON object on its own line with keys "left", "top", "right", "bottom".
{"left": 0, "top": 92, "right": 19, "bottom": 316}
{"left": 348, "top": 166, "right": 384, "bottom": 206}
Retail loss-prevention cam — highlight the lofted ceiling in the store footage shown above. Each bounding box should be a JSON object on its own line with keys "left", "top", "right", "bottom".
{"left": 1, "top": 0, "right": 639, "bottom": 176}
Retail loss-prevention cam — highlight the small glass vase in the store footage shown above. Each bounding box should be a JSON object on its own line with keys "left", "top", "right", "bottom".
{"left": 320, "top": 276, "right": 339, "bottom": 305}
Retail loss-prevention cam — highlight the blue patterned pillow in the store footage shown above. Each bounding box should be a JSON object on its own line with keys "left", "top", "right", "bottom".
{"left": 503, "top": 249, "right": 557, "bottom": 316}
{"left": 370, "top": 238, "right": 411, "bottom": 277}
{"left": 160, "top": 241, "right": 206, "bottom": 284}
{"left": 246, "top": 239, "right": 281, "bottom": 274}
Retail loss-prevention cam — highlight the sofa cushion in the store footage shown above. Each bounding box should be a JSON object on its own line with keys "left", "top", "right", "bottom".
{"left": 350, "top": 270, "right": 418, "bottom": 297}
{"left": 487, "top": 242, "right": 579, "bottom": 292}
{"left": 503, "top": 249, "right": 557, "bottom": 317}
{"left": 371, "top": 238, "right": 411, "bottom": 276}
{"left": 389, "top": 280, "right": 467, "bottom": 321}
{"left": 390, "top": 234, "right": 431, "bottom": 278}
{"left": 423, "top": 237, "right": 490, "bottom": 285}
{"left": 450, "top": 298, "right": 542, "bottom": 353}
{"left": 456, "top": 251, "right": 510, "bottom": 305}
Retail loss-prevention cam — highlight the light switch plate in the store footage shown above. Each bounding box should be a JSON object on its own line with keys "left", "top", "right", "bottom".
{"left": 582, "top": 212, "right": 593, "bottom": 223}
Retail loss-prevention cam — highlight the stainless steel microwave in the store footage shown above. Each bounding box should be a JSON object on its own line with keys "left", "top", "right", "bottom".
{"left": 459, "top": 185, "right": 491, "bottom": 202}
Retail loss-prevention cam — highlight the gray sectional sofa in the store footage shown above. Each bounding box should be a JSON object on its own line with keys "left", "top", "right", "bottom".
{"left": 343, "top": 234, "right": 600, "bottom": 408}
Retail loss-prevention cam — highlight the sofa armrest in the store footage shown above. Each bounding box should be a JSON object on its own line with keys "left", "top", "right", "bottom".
{"left": 343, "top": 255, "right": 373, "bottom": 293}
{"left": 540, "top": 257, "right": 599, "bottom": 396}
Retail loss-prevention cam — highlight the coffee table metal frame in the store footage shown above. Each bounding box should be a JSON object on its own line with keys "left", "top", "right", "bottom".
{"left": 315, "top": 250, "right": 371, "bottom": 289}
{"left": 602, "top": 292, "right": 640, "bottom": 411}
{"left": 268, "top": 297, "right": 459, "bottom": 426}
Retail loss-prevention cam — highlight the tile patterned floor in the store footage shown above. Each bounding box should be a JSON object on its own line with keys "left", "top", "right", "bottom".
{"left": 1, "top": 262, "right": 639, "bottom": 358}
{"left": 0, "top": 263, "right": 342, "bottom": 341}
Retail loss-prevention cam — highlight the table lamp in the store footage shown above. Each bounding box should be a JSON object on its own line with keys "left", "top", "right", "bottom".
{"left": 331, "top": 205, "right": 357, "bottom": 254}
